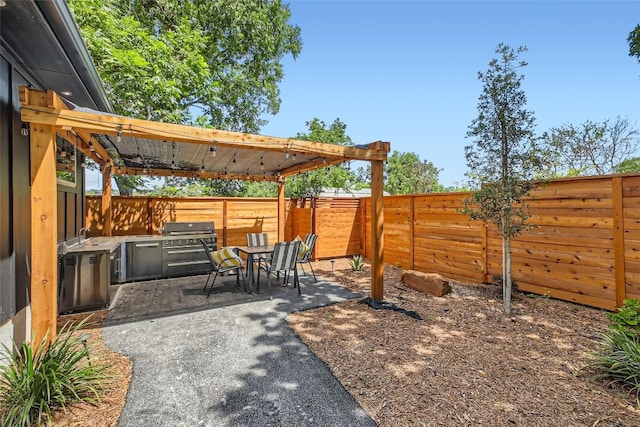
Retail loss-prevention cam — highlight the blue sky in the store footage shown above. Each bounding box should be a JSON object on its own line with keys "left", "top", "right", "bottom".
{"left": 258, "top": 0, "right": 640, "bottom": 187}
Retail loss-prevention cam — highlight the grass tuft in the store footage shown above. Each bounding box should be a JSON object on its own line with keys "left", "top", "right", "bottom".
{"left": 0, "top": 318, "right": 110, "bottom": 426}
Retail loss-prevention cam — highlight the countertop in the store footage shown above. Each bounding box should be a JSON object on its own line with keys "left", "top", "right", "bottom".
{"left": 60, "top": 235, "right": 164, "bottom": 255}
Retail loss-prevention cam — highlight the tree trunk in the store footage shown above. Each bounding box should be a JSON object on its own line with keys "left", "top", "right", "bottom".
{"left": 504, "top": 234, "right": 512, "bottom": 314}
{"left": 114, "top": 175, "right": 133, "bottom": 196}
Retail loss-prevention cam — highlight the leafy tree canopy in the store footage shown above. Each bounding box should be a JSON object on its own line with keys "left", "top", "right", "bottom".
{"left": 629, "top": 24, "right": 640, "bottom": 63}
{"left": 384, "top": 151, "right": 441, "bottom": 195}
{"left": 285, "top": 118, "right": 359, "bottom": 198}
{"left": 68, "top": 0, "right": 302, "bottom": 194}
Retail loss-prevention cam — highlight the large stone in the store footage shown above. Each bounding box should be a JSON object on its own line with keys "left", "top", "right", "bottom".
{"left": 401, "top": 271, "right": 452, "bottom": 297}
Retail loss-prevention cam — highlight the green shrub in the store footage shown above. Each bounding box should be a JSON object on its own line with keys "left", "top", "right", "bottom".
{"left": 0, "top": 319, "right": 110, "bottom": 426}
{"left": 608, "top": 298, "right": 640, "bottom": 335}
{"left": 587, "top": 328, "right": 640, "bottom": 399}
{"left": 349, "top": 255, "right": 364, "bottom": 272}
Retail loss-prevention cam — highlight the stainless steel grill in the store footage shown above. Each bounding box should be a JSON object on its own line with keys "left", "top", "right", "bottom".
{"left": 161, "top": 221, "right": 217, "bottom": 277}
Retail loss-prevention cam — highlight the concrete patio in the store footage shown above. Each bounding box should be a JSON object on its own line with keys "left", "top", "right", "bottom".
{"left": 102, "top": 273, "right": 377, "bottom": 426}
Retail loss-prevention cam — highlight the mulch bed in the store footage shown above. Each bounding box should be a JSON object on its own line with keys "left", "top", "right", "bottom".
{"left": 288, "top": 259, "right": 640, "bottom": 427}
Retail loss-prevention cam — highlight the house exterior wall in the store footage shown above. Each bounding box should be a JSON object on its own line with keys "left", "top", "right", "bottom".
{"left": 0, "top": 49, "right": 86, "bottom": 350}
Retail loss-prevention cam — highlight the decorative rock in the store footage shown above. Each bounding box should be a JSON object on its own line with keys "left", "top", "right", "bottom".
{"left": 401, "top": 271, "right": 452, "bottom": 297}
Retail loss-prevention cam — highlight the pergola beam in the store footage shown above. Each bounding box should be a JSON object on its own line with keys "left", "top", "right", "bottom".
{"left": 21, "top": 102, "right": 387, "bottom": 161}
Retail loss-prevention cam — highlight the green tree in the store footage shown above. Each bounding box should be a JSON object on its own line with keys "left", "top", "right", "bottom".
{"left": 285, "top": 118, "right": 358, "bottom": 198}
{"left": 464, "top": 44, "right": 543, "bottom": 315}
{"left": 385, "top": 151, "right": 441, "bottom": 194}
{"left": 615, "top": 157, "right": 640, "bottom": 173}
{"left": 68, "top": 0, "right": 301, "bottom": 194}
{"left": 540, "top": 117, "right": 639, "bottom": 177}
{"left": 629, "top": 24, "right": 640, "bottom": 63}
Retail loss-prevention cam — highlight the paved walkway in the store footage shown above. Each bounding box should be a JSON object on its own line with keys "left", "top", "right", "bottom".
{"left": 103, "top": 275, "right": 377, "bottom": 427}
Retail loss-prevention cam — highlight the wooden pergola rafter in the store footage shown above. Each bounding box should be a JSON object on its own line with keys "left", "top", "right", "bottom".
{"left": 20, "top": 87, "right": 389, "bottom": 342}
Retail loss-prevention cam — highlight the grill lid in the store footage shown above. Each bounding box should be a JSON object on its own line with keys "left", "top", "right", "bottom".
{"left": 163, "top": 221, "right": 215, "bottom": 235}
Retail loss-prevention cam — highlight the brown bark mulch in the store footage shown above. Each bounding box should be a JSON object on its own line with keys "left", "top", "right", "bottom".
{"left": 288, "top": 259, "right": 640, "bottom": 427}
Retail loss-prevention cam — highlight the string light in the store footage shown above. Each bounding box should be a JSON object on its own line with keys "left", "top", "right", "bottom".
{"left": 285, "top": 148, "right": 290, "bottom": 159}
{"left": 116, "top": 124, "right": 123, "bottom": 143}
{"left": 260, "top": 156, "right": 264, "bottom": 170}
{"left": 209, "top": 145, "right": 217, "bottom": 157}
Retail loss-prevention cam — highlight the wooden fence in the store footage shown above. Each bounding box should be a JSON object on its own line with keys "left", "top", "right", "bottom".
{"left": 85, "top": 196, "right": 359, "bottom": 259}
{"left": 362, "top": 174, "right": 640, "bottom": 310}
{"left": 86, "top": 173, "right": 640, "bottom": 310}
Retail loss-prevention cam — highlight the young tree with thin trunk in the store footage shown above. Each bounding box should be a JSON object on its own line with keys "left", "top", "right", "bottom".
{"left": 464, "top": 44, "right": 543, "bottom": 314}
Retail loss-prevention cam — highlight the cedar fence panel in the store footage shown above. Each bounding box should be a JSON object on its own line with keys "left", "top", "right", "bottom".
{"left": 361, "top": 174, "right": 640, "bottom": 310}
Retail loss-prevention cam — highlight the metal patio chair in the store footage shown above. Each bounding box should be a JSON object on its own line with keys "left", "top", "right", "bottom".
{"left": 257, "top": 240, "right": 301, "bottom": 299}
{"left": 246, "top": 232, "right": 271, "bottom": 278}
{"left": 200, "top": 239, "right": 245, "bottom": 298}
{"left": 297, "top": 233, "right": 318, "bottom": 282}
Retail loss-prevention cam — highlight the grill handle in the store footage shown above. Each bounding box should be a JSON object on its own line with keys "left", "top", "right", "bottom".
{"left": 135, "top": 243, "right": 160, "bottom": 248}
{"left": 166, "top": 248, "right": 205, "bottom": 255}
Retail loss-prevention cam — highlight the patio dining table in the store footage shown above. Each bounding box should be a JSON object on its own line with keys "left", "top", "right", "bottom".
{"left": 234, "top": 244, "right": 274, "bottom": 293}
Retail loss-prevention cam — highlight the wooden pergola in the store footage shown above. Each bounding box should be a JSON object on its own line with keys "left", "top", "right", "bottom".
{"left": 20, "top": 87, "right": 390, "bottom": 342}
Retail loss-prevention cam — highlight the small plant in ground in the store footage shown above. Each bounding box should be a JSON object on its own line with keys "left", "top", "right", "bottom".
{"left": 0, "top": 318, "right": 110, "bottom": 426}
{"left": 587, "top": 329, "right": 640, "bottom": 399}
{"left": 586, "top": 299, "right": 640, "bottom": 400}
{"left": 608, "top": 298, "right": 640, "bottom": 335}
{"left": 349, "top": 255, "right": 365, "bottom": 272}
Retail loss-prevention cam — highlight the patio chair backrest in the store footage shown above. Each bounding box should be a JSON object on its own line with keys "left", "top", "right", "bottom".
{"left": 270, "top": 240, "right": 301, "bottom": 272}
{"left": 247, "top": 232, "right": 268, "bottom": 247}
{"left": 300, "top": 233, "right": 318, "bottom": 261}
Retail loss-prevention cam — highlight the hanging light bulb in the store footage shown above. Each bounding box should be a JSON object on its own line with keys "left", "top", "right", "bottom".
{"left": 210, "top": 145, "right": 217, "bottom": 157}
{"left": 292, "top": 153, "right": 296, "bottom": 160}
{"left": 232, "top": 154, "right": 236, "bottom": 163}
{"left": 20, "top": 123, "right": 29, "bottom": 136}
{"left": 135, "top": 153, "right": 142, "bottom": 163}
{"left": 116, "top": 124, "right": 123, "bottom": 143}
{"left": 285, "top": 148, "right": 290, "bottom": 159}
{"left": 260, "top": 156, "right": 264, "bottom": 170}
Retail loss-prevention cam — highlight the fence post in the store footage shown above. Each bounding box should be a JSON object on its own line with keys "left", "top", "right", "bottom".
{"left": 613, "top": 176, "right": 626, "bottom": 308}
{"left": 222, "top": 199, "right": 228, "bottom": 246}
{"left": 409, "top": 195, "right": 415, "bottom": 270}
{"left": 481, "top": 221, "right": 488, "bottom": 283}
{"left": 146, "top": 197, "right": 154, "bottom": 235}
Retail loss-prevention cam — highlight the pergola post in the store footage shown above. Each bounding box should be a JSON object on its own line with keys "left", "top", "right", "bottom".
{"left": 370, "top": 158, "right": 385, "bottom": 302}
{"left": 102, "top": 165, "right": 112, "bottom": 236}
{"left": 277, "top": 180, "right": 285, "bottom": 242}
{"left": 30, "top": 123, "right": 58, "bottom": 342}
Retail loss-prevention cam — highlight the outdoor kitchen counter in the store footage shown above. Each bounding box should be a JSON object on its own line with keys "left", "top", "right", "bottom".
{"left": 61, "top": 235, "right": 163, "bottom": 254}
